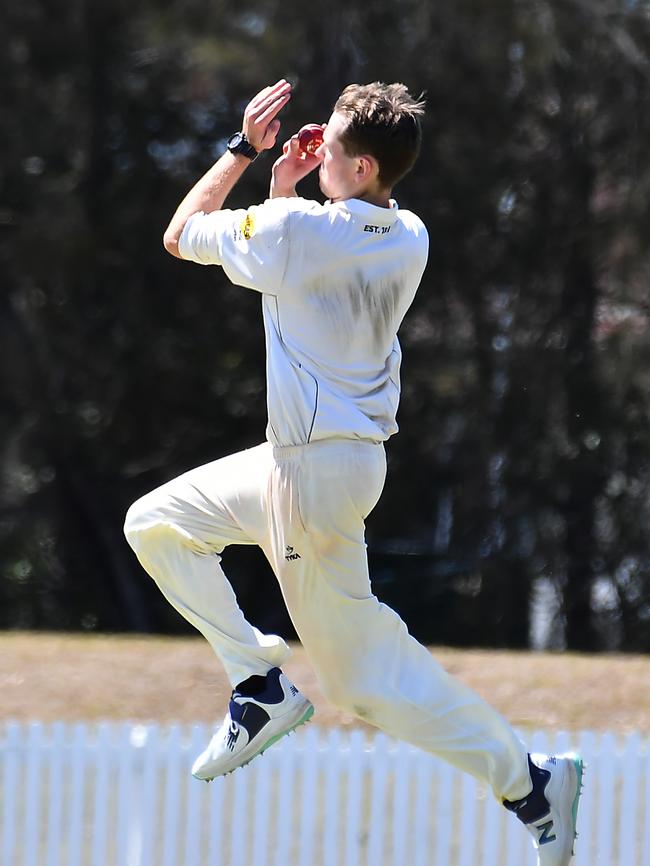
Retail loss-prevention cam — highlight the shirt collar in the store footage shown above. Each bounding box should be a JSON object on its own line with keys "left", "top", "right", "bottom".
{"left": 327, "top": 197, "right": 399, "bottom": 224}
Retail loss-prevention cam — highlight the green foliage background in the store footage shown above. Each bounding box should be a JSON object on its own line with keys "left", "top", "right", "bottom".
{"left": 2, "top": 0, "right": 649, "bottom": 650}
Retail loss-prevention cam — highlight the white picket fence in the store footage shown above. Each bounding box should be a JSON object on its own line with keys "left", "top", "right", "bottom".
{"left": 1, "top": 722, "right": 649, "bottom": 866}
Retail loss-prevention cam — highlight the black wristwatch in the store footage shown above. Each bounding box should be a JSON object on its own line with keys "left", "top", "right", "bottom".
{"left": 227, "top": 132, "right": 259, "bottom": 161}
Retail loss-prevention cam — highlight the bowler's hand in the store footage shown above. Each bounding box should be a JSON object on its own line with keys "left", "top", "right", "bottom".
{"left": 242, "top": 80, "right": 292, "bottom": 152}
{"left": 270, "top": 128, "right": 325, "bottom": 199}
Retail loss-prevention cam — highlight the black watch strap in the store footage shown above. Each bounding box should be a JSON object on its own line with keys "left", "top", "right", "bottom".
{"left": 227, "top": 132, "right": 259, "bottom": 161}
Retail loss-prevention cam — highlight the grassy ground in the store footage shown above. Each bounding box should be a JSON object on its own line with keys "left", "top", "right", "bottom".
{"left": 1, "top": 632, "right": 648, "bottom": 733}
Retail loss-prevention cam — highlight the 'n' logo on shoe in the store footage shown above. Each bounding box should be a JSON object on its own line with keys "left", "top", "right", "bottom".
{"left": 226, "top": 721, "right": 240, "bottom": 751}
{"left": 537, "top": 820, "right": 556, "bottom": 845}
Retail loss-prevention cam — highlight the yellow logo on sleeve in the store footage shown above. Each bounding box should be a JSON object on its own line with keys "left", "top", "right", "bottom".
{"left": 240, "top": 211, "right": 256, "bottom": 240}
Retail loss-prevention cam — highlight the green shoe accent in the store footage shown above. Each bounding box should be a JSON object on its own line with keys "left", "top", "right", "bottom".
{"left": 570, "top": 755, "right": 584, "bottom": 854}
{"left": 258, "top": 704, "right": 315, "bottom": 757}
{"left": 571, "top": 756, "right": 584, "bottom": 828}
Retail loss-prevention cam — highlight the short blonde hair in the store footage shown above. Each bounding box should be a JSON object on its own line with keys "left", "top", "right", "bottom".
{"left": 333, "top": 82, "right": 425, "bottom": 188}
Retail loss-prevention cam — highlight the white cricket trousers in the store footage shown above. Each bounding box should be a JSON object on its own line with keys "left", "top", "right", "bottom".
{"left": 124, "top": 438, "right": 530, "bottom": 800}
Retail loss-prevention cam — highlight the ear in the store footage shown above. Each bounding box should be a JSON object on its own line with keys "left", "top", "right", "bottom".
{"left": 356, "top": 154, "right": 378, "bottom": 182}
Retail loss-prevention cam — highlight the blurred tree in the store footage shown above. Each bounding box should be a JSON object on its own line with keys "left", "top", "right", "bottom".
{"left": 1, "top": 0, "right": 649, "bottom": 649}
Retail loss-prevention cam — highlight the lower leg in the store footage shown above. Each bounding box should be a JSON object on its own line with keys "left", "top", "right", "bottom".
{"left": 292, "top": 587, "right": 531, "bottom": 801}
{"left": 125, "top": 521, "right": 290, "bottom": 686}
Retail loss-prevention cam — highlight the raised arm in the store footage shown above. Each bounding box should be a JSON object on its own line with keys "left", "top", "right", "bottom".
{"left": 163, "top": 79, "right": 292, "bottom": 258}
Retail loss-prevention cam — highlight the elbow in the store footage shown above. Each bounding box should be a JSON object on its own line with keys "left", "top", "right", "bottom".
{"left": 163, "top": 231, "right": 182, "bottom": 259}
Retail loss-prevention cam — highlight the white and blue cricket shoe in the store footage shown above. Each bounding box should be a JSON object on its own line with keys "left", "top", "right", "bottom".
{"left": 191, "top": 667, "right": 314, "bottom": 780}
{"left": 504, "top": 753, "right": 584, "bottom": 866}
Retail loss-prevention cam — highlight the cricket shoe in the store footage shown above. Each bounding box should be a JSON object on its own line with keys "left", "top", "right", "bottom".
{"left": 504, "top": 753, "right": 584, "bottom": 866}
{"left": 191, "top": 667, "right": 314, "bottom": 780}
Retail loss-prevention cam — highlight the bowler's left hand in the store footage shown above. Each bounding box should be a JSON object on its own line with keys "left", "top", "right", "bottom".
{"left": 270, "top": 127, "right": 325, "bottom": 198}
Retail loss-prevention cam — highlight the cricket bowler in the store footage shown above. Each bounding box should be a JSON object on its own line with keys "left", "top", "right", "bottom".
{"left": 124, "top": 78, "right": 583, "bottom": 866}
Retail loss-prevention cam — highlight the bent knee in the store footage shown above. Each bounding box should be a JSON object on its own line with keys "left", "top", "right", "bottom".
{"left": 123, "top": 495, "right": 209, "bottom": 561}
{"left": 123, "top": 494, "right": 162, "bottom": 546}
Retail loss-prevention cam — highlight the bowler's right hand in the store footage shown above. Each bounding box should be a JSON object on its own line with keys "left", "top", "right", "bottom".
{"left": 270, "top": 128, "right": 325, "bottom": 199}
{"left": 242, "top": 79, "right": 292, "bottom": 153}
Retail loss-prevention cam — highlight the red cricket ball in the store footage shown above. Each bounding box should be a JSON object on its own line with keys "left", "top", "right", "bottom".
{"left": 297, "top": 124, "right": 324, "bottom": 155}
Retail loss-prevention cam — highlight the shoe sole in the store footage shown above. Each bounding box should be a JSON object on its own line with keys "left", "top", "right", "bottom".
{"left": 197, "top": 703, "right": 315, "bottom": 782}
{"left": 550, "top": 752, "right": 584, "bottom": 861}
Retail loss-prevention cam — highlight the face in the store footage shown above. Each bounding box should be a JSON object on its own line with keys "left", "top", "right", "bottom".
{"left": 316, "top": 111, "right": 369, "bottom": 202}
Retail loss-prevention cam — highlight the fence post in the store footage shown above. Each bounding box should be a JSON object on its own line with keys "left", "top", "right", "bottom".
{"left": 138, "top": 723, "right": 160, "bottom": 866}
{"left": 597, "top": 731, "right": 618, "bottom": 864}
{"left": 344, "top": 729, "right": 366, "bottom": 866}
{"left": 114, "top": 722, "right": 134, "bottom": 866}
{"left": 183, "top": 724, "right": 205, "bottom": 866}
{"left": 573, "top": 729, "right": 596, "bottom": 866}
{"left": 206, "top": 759, "right": 225, "bottom": 865}
{"left": 433, "top": 754, "right": 455, "bottom": 866}
{"left": 91, "top": 723, "right": 112, "bottom": 866}
{"left": 228, "top": 745, "right": 250, "bottom": 866}
{"left": 67, "top": 723, "right": 88, "bottom": 866}
{"left": 392, "top": 741, "right": 410, "bottom": 866}
{"left": 458, "top": 763, "right": 480, "bottom": 866}
{"left": 618, "top": 732, "right": 641, "bottom": 866}
{"left": 274, "top": 736, "right": 297, "bottom": 866}
{"left": 23, "top": 721, "right": 45, "bottom": 866}
{"left": 366, "top": 734, "right": 389, "bottom": 866}
{"left": 45, "top": 721, "right": 66, "bottom": 866}
{"left": 322, "top": 727, "right": 342, "bottom": 866}
{"left": 413, "top": 749, "right": 433, "bottom": 866}
{"left": 251, "top": 735, "right": 273, "bottom": 866}
{"left": 1, "top": 722, "right": 20, "bottom": 866}
{"left": 161, "top": 724, "right": 182, "bottom": 866}
{"left": 297, "top": 726, "right": 319, "bottom": 866}
{"left": 642, "top": 738, "right": 650, "bottom": 866}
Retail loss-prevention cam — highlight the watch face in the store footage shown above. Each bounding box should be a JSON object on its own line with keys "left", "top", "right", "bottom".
{"left": 227, "top": 131, "right": 257, "bottom": 160}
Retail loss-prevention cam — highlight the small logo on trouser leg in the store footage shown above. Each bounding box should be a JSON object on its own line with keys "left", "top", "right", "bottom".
{"left": 284, "top": 545, "right": 301, "bottom": 561}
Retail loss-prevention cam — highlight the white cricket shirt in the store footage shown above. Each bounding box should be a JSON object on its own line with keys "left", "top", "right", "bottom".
{"left": 179, "top": 196, "right": 429, "bottom": 446}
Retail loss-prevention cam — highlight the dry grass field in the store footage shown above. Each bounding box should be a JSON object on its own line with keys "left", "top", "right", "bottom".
{"left": 1, "top": 632, "right": 648, "bottom": 734}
